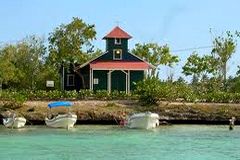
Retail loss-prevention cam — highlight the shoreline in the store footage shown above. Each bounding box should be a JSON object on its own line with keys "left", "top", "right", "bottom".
{"left": 21, "top": 119, "right": 240, "bottom": 125}
{"left": 1, "top": 119, "right": 238, "bottom": 125}
{"left": 1, "top": 100, "right": 240, "bottom": 125}
{"left": 22, "top": 120, "right": 239, "bottom": 125}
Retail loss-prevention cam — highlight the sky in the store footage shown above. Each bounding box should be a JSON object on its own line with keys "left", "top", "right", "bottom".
{"left": 0, "top": 0, "right": 240, "bottom": 80}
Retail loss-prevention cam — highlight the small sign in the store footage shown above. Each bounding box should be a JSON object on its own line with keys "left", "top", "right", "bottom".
{"left": 93, "top": 78, "right": 99, "bottom": 84}
{"left": 46, "top": 81, "right": 54, "bottom": 87}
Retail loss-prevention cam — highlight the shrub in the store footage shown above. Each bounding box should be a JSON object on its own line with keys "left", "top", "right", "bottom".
{"left": 135, "top": 77, "right": 162, "bottom": 105}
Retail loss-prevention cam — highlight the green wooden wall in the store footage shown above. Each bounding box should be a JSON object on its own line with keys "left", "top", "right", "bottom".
{"left": 111, "top": 71, "right": 126, "bottom": 91}
{"left": 93, "top": 70, "right": 108, "bottom": 90}
{"left": 95, "top": 38, "right": 141, "bottom": 61}
{"left": 90, "top": 38, "right": 145, "bottom": 92}
{"left": 130, "top": 71, "right": 144, "bottom": 90}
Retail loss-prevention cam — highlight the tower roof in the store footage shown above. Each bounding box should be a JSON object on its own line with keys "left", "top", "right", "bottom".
{"left": 103, "top": 26, "right": 132, "bottom": 39}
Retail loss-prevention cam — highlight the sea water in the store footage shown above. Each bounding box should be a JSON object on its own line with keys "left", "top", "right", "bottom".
{"left": 0, "top": 125, "right": 240, "bottom": 160}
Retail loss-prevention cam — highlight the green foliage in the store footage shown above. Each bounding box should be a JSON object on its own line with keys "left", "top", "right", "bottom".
{"left": 132, "top": 43, "right": 179, "bottom": 76}
{"left": 182, "top": 52, "right": 218, "bottom": 79}
{"left": 176, "top": 77, "right": 186, "bottom": 84}
{"left": 226, "top": 76, "right": 240, "bottom": 93}
{"left": 135, "top": 77, "right": 162, "bottom": 105}
{"left": 212, "top": 31, "right": 240, "bottom": 82}
{"left": 35, "top": 64, "right": 60, "bottom": 90}
{"left": 48, "top": 17, "right": 97, "bottom": 68}
{"left": 1, "top": 85, "right": 240, "bottom": 104}
{"left": 94, "top": 90, "right": 110, "bottom": 100}
{"left": 0, "top": 36, "right": 47, "bottom": 89}
{"left": 0, "top": 89, "right": 132, "bottom": 101}
{"left": 202, "top": 92, "right": 240, "bottom": 103}
{"left": 0, "top": 45, "right": 19, "bottom": 85}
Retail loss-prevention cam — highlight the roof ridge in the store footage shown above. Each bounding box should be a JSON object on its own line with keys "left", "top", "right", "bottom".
{"left": 103, "top": 26, "right": 132, "bottom": 39}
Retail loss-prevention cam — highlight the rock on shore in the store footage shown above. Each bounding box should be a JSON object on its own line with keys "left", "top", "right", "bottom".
{"left": 1, "top": 100, "right": 240, "bottom": 124}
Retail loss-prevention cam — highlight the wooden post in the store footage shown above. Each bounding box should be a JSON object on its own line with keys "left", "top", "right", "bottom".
{"left": 125, "top": 71, "right": 128, "bottom": 94}
{"left": 91, "top": 69, "right": 94, "bottom": 90}
{"left": 128, "top": 70, "right": 130, "bottom": 94}
{"left": 107, "top": 70, "right": 113, "bottom": 93}
{"left": 89, "top": 68, "right": 92, "bottom": 90}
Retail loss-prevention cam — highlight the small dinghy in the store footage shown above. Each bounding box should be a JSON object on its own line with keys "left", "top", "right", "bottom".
{"left": 3, "top": 113, "right": 26, "bottom": 128}
{"left": 45, "top": 101, "right": 77, "bottom": 129}
{"left": 125, "top": 112, "right": 159, "bottom": 129}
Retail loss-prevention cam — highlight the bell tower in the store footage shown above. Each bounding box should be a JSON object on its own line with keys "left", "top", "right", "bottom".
{"left": 103, "top": 26, "right": 132, "bottom": 60}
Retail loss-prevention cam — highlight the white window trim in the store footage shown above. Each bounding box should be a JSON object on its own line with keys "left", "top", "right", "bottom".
{"left": 115, "top": 38, "right": 121, "bottom": 45}
{"left": 113, "top": 49, "right": 122, "bottom": 60}
{"left": 67, "top": 74, "right": 75, "bottom": 86}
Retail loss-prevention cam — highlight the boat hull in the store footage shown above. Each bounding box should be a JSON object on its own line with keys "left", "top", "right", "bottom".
{"left": 3, "top": 117, "right": 26, "bottom": 128}
{"left": 126, "top": 112, "right": 159, "bottom": 129}
{"left": 45, "top": 114, "right": 77, "bottom": 129}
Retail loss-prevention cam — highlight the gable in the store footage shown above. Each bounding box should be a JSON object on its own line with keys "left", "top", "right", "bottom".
{"left": 78, "top": 51, "right": 155, "bottom": 69}
{"left": 95, "top": 51, "right": 142, "bottom": 62}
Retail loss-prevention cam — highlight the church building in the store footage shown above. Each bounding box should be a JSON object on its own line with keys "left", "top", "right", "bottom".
{"left": 63, "top": 26, "right": 154, "bottom": 93}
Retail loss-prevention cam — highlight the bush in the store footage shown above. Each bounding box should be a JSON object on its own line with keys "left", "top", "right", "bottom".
{"left": 1, "top": 85, "right": 240, "bottom": 104}
{"left": 135, "top": 77, "right": 162, "bottom": 105}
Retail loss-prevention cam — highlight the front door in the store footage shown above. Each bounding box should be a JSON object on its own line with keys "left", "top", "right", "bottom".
{"left": 111, "top": 71, "right": 126, "bottom": 92}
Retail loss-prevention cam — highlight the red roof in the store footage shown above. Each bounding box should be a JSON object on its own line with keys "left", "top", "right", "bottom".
{"left": 103, "top": 26, "right": 132, "bottom": 39}
{"left": 90, "top": 61, "right": 151, "bottom": 70}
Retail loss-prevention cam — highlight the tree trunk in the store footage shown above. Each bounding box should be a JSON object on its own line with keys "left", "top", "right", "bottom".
{"left": 223, "top": 62, "right": 227, "bottom": 90}
{"left": 73, "top": 65, "right": 85, "bottom": 89}
{"left": 75, "top": 71, "right": 85, "bottom": 89}
{"left": 0, "top": 79, "right": 2, "bottom": 92}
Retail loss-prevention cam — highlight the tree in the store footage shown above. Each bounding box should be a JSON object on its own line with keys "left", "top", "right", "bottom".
{"left": 225, "top": 67, "right": 240, "bottom": 93}
{"left": 191, "top": 74, "right": 199, "bottom": 85}
{"left": 211, "top": 31, "right": 240, "bottom": 84}
{"left": 0, "top": 45, "right": 19, "bottom": 89}
{"left": 48, "top": 17, "right": 100, "bottom": 89}
{"left": 35, "top": 64, "right": 61, "bottom": 90}
{"left": 135, "top": 77, "right": 162, "bottom": 105}
{"left": 131, "top": 43, "right": 179, "bottom": 77}
{"left": 48, "top": 17, "right": 97, "bottom": 68}
{"left": 236, "top": 65, "right": 240, "bottom": 76}
{"left": 182, "top": 52, "right": 218, "bottom": 80}
{"left": 12, "top": 36, "right": 46, "bottom": 89}
{"left": 176, "top": 76, "right": 186, "bottom": 84}
{"left": 0, "top": 36, "right": 46, "bottom": 90}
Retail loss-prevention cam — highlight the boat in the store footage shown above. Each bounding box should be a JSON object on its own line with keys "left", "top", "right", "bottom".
{"left": 3, "top": 113, "right": 26, "bottom": 128}
{"left": 45, "top": 101, "right": 77, "bottom": 129}
{"left": 125, "top": 112, "right": 159, "bottom": 129}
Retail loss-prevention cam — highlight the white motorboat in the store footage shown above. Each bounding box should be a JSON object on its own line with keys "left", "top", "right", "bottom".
{"left": 45, "top": 113, "right": 77, "bottom": 129}
{"left": 125, "top": 112, "right": 159, "bottom": 129}
{"left": 3, "top": 117, "right": 26, "bottom": 128}
{"left": 45, "top": 101, "right": 77, "bottom": 129}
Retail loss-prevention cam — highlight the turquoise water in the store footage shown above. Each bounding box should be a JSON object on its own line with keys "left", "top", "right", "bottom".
{"left": 0, "top": 125, "right": 240, "bottom": 160}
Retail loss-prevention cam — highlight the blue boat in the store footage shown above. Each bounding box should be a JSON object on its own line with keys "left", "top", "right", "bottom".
{"left": 45, "top": 101, "right": 77, "bottom": 129}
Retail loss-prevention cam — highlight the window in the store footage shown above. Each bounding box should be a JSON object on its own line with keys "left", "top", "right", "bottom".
{"left": 113, "top": 49, "right": 122, "bottom": 60}
{"left": 115, "top": 38, "right": 121, "bottom": 45}
{"left": 67, "top": 74, "right": 75, "bottom": 86}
